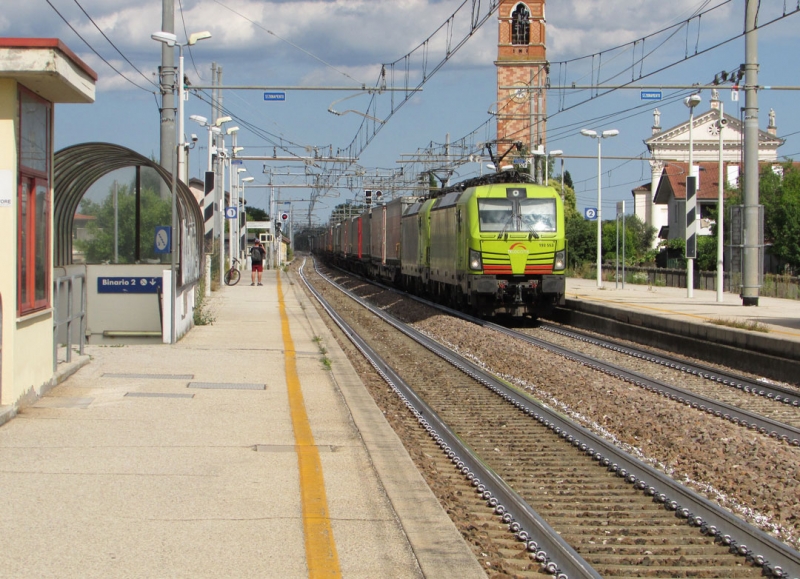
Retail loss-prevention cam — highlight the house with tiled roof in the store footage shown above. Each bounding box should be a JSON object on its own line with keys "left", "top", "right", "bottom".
{"left": 652, "top": 161, "right": 734, "bottom": 241}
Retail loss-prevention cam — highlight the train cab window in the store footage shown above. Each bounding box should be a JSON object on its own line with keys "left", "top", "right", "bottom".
{"left": 520, "top": 199, "right": 556, "bottom": 232}
{"left": 478, "top": 199, "right": 513, "bottom": 232}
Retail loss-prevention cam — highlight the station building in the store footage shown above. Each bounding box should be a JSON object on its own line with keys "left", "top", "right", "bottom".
{"left": 0, "top": 39, "right": 96, "bottom": 415}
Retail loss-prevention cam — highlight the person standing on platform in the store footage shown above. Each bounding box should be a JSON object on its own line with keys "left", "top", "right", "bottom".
{"left": 250, "top": 239, "right": 266, "bottom": 286}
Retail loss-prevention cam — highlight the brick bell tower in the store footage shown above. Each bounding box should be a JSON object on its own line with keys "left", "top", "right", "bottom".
{"left": 495, "top": 0, "right": 547, "bottom": 162}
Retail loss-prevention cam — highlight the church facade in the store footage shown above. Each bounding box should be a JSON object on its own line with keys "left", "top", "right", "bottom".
{"left": 635, "top": 91, "right": 784, "bottom": 243}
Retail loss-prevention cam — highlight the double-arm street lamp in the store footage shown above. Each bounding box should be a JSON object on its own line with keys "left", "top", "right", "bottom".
{"left": 189, "top": 114, "right": 231, "bottom": 287}
{"left": 151, "top": 29, "right": 211, "bottom": 344}
{"left": 580, "top": 128, "right": 619, "bottom": 289}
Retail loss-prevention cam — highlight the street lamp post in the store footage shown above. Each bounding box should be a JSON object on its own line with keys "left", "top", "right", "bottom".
{"left": 191, "top": 117, "right": 219, "bottom": 297}
{"left": 544, "top": 150, "right": 562, "bottom": 187}
{"left": 580, "top": 128, "right": 619, "bottom": 289}
{"left": 235, "top": 166, "right": 247, "bottom": 261}
{"left": 241, "top": 177, "right": 254, "bottom": 258}
{"left": 151, "top": 29, "right": 211, "bottom": 344}
{"left": 684, "top": 94, "right": 702, "bottom": 298}
{"left": 716, "top": 103, "right": 726, "bottom": 303}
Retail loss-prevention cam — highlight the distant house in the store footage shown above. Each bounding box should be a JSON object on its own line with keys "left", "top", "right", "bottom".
{"left": 72, "top": 213, "right": 97, "bottom": 263}
{"left": 652, "top": 161, "right": 734, "bottom": 241}
{"left": 633, "top": 90, "right": 783, "bottom": 246}
{"left": 653, "top": 160, "right": 800, "bottom": 243}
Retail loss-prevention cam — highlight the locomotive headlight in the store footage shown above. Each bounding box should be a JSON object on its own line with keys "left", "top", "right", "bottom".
{"left": 553, "top": 250, "right": 566, "bottom": 271}
{"left": 469, "top": 249, "right": 483, "bottom": 271}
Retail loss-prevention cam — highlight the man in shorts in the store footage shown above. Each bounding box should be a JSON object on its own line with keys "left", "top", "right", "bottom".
{"left": 250, "top": 238, "right": 266, "bottom": 286}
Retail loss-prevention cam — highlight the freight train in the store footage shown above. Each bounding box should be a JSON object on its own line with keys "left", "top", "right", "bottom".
{"left": 311, "top": 170, "right": 566, "bottom": 318}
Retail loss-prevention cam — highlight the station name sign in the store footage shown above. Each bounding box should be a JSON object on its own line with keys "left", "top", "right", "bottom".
{"left": 97, "top": 276, "right": 162, "bottom": 294}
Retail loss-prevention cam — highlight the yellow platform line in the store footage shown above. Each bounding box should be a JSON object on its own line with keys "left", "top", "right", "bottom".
{"left": 277, "top": 272, "right": 342, "bottom": 578}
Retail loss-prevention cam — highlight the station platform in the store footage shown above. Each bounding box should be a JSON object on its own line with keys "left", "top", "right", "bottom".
{"left": 561, "top": 277, "right": 800, "bottom": 382}
{"left": 0, "top": 267, "right": 486, "bottom": 578}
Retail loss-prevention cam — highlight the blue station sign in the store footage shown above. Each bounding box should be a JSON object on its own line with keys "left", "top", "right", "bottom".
{"left": 97, "top": 276, "right": 163, "bottom": 294}
{"left": 263, "top": 92, "right": 286, "bottom": 101}
{"left": 641, "top": 90, "right": 662, "bottom": 101}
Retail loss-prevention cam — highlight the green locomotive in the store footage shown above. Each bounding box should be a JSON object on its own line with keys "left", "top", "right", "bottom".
{"left": 317, "top": 170, "right": 566, "bottom": 319}
{"left": 401, "top": 171, "right": 566, "bottom": 317}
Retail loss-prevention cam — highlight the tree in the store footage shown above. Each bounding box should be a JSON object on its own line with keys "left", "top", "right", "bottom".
{"left": 565, "top": 215, "right": 595, "bottom": 268}
{"left": 563, "top": 170, "right": 574, "bottom": 190}
{"left": 621, "top": 214, "right": 657, "bottom": 265}
{"left": 75, "top": 182, "right": 171, "bottom": 263}
{"left": 245, "top": 207, "right": 268, "bottom": 222}
{"left": 329, "top": 202, "right": 366, "bottom": 222}
{"left": 759, "top": 162, "right": 800, "bottom": 271}
{"left": 547, "top": 177, "right": 580, "bottom": 222}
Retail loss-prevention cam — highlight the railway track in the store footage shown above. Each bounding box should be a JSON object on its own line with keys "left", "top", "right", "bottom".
{"left": 298, "top": 259, "right": 800, "bottom": 579}
{"left": 324, "top": 261, "right": 800, "bottom": 445}
{"left": 535, "top": 322, "right": 800, "bottom": 427}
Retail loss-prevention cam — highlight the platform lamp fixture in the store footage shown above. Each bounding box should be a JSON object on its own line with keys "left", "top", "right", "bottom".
{"left": 684, "top": 93, "right": 702, "bottom": 298}
{"left": 580, "top": 128, "right": 619, "bottom": 289}
{"left": 151, "top": 29, "right": 211, "bottom": 344}
{"left": 234, "top": 166, "right": 247, "bottom": 260}
{"left": 240, "top": 176, "right": 254, "bottom": 255}
{"left": 544, "top": 150, "right": 562, "bottom": 186}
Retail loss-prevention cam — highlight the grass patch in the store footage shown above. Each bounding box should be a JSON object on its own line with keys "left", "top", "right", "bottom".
{"left": 312, "top": 336, "right": 331, "bottom": 369}
{"left": 194, "top": 280, "right": 215, "bottom": 326}
{"left": 709, "top": 318, "right": 769, "bottom": 333}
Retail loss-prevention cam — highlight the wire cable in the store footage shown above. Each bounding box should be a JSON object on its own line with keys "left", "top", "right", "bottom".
{"left": 209, "top": 0, "right": 361, "bottom": 84}
{"left": 70, "top": 0, "right": 158, "bottom": 88}
{"left": 44, "top": 0, "right": 155, "bottom": 93}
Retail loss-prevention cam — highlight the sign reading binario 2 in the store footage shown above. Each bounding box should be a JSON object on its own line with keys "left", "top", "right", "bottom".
{"left": 97, "top": 276, "right": 163, "bottom": 294}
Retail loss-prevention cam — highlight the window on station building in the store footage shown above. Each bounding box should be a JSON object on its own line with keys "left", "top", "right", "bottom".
{"left": 17, "top": 87, "right": 52, "bottom": 315}
{"left": 511, "top": 4, "right": 530, "bottom": 45}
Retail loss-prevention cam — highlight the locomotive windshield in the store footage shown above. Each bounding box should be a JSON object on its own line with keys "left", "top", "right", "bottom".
{"left": 478, "top": 199, "right": 513, "bottom": 231}
{"left": 520, "top": 198, "right": 556, "bottom": 232}
{"left": 478, "top": 198, "right": 556, "bottom": 233}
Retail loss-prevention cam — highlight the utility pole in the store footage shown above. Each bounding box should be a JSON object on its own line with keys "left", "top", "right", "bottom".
{"left": 159, "top": 0, "right": 175, "bottom": 183}
{"left": 742, "top": 0, "right": 760, "bottom": 306}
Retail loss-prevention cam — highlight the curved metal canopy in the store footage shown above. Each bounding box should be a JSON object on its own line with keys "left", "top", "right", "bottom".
{"left": 53, "top": 142, "right": 203, "bottom": 283}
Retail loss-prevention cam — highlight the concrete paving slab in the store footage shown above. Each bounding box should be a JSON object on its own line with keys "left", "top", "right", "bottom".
{"left": 1, "top": 267, "right": 486, "bottom": 579}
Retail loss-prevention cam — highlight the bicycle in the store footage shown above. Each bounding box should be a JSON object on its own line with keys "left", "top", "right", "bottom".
{"left": 224, "top": 257, "right": 241, "bottom": 286}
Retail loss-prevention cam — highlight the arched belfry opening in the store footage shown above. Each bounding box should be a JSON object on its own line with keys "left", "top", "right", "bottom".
{"left": 511, "top": 4, "right": 531, "bottom": 45}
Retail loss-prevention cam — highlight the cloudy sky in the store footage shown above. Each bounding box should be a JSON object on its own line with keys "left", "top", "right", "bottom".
{"left": 5, "top": 0, "right": 800, "bottom": 221}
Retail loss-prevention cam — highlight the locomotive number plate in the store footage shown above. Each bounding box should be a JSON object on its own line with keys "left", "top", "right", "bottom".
{"left": 538, "top": 241, "right": 555, "bottom": 248}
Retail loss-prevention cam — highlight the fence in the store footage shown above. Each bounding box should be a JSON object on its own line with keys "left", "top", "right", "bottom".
{"left": 53, "top": 272, "right": 86, "bottom": 371}
{"left": 601, "top": 266, "right": 800, "bottom": 300}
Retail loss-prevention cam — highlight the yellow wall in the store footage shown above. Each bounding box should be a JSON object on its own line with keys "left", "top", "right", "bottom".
{"left": 0, "top": 78, "right": 17, "bottom": 405}
{"left": 0, "top": 78, "right": 56, "bottom": 406}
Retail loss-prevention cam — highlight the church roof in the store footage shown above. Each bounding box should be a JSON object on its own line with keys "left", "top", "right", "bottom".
{"left": 645, "top": 108, "right": 783, "bottom": 152}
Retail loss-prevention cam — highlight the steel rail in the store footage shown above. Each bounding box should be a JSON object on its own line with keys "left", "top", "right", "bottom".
{"left": 312, "top": 261, "right": 800, "bottom": 579}
{"left": 541, "top": 322, "right": 800, "bottom": 406}
{"left": 298, "top": 259, "right": 600, "bottom": 579}
{"left": 343, "top": 267, "right": 800, "bottom": 446}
